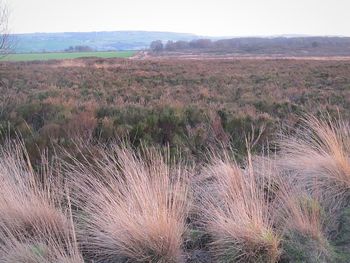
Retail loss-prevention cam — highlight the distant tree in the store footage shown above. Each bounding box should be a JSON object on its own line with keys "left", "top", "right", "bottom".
{"left": 0, "top": 0, "right": 10, "bottom": 57}
{"left": 189, "top": 39, "right": 212, "bottom": 49}
{"left": 0, "top": 1, "right": 13, "bottom": 120}
{"left": 65, "top": 45, "right": 94, "bottom": 52}
{"left": 76, "top": 45, "right": 94, "bottom": 52}
{"left": 150, "top": 40, "right": 163, "bottom": 52}
{"left": 165, "top": 40, "right": 175, "bottom": 51}
{"left": 66, "top": 46, "right": 74, "bottom": 52}
{"left": 174, "top": 40, "right": 190, "bottom": 50}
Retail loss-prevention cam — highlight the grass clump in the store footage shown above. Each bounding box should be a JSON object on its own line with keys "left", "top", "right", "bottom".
{"left": 197, "top": 151, "right": 281, "bottom": 263}
{"left": 0, "top": 141, "right": 83, "bottom": 262}
{"left": 66, "top": 145, "right": 191, "bottom": 262}
{"left": 279, "top": 115, "right": 350, "bottom": 208}
{"left": 275, "top": 178, "right": 335, "bottom": 263}
{"left": 0, "top": 226, "right": 83, "bottom": 263}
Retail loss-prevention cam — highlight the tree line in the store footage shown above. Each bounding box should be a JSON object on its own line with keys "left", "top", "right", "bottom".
{"left": 64, "top": 45, "right": 95, "bottom": 52}
{"left": 150, "top": 37, "right": 350, "bottom": 55}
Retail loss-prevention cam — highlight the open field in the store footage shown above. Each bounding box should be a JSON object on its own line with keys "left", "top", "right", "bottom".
{"left": 0, "top": 50, "right": 136, "bottom": 61}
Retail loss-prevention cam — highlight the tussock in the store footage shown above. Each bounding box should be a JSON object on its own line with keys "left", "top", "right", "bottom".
{"left": 0, "top": 224, "right": 83, "bottom": 263}
{"left": 274, "top": 178, "right": 334, "bottom": 262}
{"left": 0, "top": 142, "right": 83, "bottom": 263}
{"left": 197, "top": 151, "right": 281, "bottom": 263}
{"left": 279, "top": 115, "right": 350, "bottom": 208}
{"left": 66, "top": 145, "right": 191, "bottom": 263}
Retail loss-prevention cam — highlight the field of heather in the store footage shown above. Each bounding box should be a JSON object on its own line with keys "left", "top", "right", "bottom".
{"left": 0, "top": 57, "right": 350, "bottom": 262}
{"left": 1, "top": 58, "right": 350, "bottom": 160}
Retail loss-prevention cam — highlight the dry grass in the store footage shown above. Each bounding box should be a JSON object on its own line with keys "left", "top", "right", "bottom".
{"left": 0, "top": 224, "right": 83, "bottom": 263}
{"left": 66, "top": 145, "right": 191, "bottom": 262}
{"left": 273, "top": 177, "right": 335, "bottom": 262}
{"left": 197, "top": 151, "right": 281, "bottom": 263}
{"left": 0, "top": 141, "right": 83, "bottom": 262}
{"left": 253, "top": 153, "right": 327, "bottom": 240}
{"left": 0, "top": 113, "right": 349, "bottom": 262}
{"left": 240, "top": 149, "right": 334, "bottom": 261}
{"left": 279, "top": 115, "right": 350, "bottom": 208}
{"left": 276, "top": 178, "right": 325, "bottom": 240}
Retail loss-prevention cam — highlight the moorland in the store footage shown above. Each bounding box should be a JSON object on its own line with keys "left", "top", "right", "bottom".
{"left": 1, "top": 55, "right": 350, "bottom": 262}
{"left": 1, "top": 57, "right": 350, "bottom": 161}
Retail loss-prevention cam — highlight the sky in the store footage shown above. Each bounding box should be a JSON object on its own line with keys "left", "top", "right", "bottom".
{"left": 7, "top": 0, "right": 350, "bottom": 36}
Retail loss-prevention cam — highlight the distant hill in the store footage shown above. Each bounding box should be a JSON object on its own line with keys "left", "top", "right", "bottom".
{"left": 11, "top": 31, "right": 200, "bottom": 53}
{"left": 10, "top": 31, "right": 350, "bottom": 56}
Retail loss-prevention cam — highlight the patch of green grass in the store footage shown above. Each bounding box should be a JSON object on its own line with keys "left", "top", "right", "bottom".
{"left": 1, "top": 51, "right": 136, "bottom": 61}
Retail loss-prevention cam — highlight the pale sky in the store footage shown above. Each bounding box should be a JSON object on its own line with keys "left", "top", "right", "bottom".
{"left": 7, "top": 0, "right": 350, "bottom": 36}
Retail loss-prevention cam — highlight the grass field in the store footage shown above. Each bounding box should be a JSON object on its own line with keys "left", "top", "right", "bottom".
{"left": 1, "top": 51, "right": 136, "bottom": 61}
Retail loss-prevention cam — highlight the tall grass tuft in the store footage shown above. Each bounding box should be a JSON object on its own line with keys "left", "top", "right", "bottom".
{"left": 0, "top": 224, "right": 83, "bottom": 263}
{"left": 279, "top": 115, "right": 350, "bottom": 209}
{"left": 197, "top": 150, "right": 281, "bottom": 263}
{"left": 0, "top": 141, "right": 83, "bottom": 262}
{"left": 274, "top": 176, "right": 334, "bottom": 262}
{"left": 66, "top": 145, "right": 191, "bottom": 263}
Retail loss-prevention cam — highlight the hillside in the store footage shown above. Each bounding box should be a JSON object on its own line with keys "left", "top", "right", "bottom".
{"left": 11, "top": 31, "right": 200, "bottom": 53}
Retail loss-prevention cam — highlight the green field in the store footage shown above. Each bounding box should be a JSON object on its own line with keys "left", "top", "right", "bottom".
{"left": 1, "top": 51, "right": 136, "bottom": 62}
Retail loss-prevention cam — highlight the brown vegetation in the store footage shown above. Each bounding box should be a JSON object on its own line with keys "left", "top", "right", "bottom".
{"left": 0, "top": 114, "right": 349, "bottom": 262}
{"left": 197, "top": 151, "right": 281, "bottom": 262}
{"left": 0, "top": 142, "right": 83, "bottom": 262}
{"left": 278, "top": 115, "right": 350, "bottom": 209}
{"left": 1, "top": 56, "right": 350, "bottom": 262}
{"left": 1, "top": 58, "right": 350, "bottom": 163}
{"left": 65, "top": 145, "right": 191, "bottom": 262}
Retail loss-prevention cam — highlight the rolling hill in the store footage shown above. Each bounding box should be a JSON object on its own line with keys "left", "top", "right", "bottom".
{"left": 11, "top": 31, "right": 200, "bottom": 53}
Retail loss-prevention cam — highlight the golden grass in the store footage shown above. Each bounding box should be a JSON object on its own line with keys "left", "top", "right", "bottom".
{"left": 279, "top": 115, "right": 350, "bottom": 208}
{"left": 273, "top": 176, "right": 335, "bottom": 261}
{"left": 0, "top": 225, "right": 83, "bottom": 263}
{"left": 275, "top": 177, "right": 326, "bottom": 239}
{"left": 197, "top": 151, "right": 281, "bottom": 263}
{"left": 66, "top": 145, "right": 191, "bottom": 262}
{"left": 0, "top": 142, "right": 83, "bottom": 262}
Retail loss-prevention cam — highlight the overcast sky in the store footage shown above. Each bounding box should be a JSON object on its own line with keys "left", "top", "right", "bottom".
{"left": 7, "top": 0, "right": 350, "bottom": 36}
